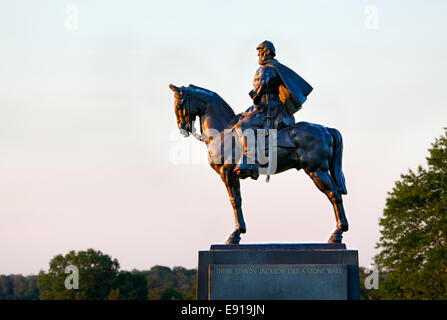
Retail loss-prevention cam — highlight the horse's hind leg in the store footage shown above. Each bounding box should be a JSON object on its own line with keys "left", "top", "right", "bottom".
{"left": 307, "top": 169, "right": 349, "bottom": 243}
{"left": 219, "top": 166, "right": 246, "bottom": 244}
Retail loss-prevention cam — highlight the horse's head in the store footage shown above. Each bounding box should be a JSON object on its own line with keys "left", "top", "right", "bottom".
{"left": 170, "top": 83, "right": 236, "bottom": 139}
{"left": 169, "top": 84, "right": 199, "bottom": 138}
{"left": 169, "top": 84, "right": 194, "bottom": 137}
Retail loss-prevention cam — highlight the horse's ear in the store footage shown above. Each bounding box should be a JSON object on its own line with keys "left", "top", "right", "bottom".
{"left": 169, "top": 84, "right": 179, "bottom": 92}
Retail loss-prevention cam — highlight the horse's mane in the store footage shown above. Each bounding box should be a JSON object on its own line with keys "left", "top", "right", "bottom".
{"left": 186, "top": 84, "right": 235, "bottom": 118}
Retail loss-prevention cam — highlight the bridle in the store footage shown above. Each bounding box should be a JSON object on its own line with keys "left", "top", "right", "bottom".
{"left": 180, "top": 93, "right": 206, "bottom": 142}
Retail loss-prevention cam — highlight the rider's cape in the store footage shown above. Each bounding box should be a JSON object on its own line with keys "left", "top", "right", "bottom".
{"left": 265, "top": 59, "right": 313, "bottom": 115}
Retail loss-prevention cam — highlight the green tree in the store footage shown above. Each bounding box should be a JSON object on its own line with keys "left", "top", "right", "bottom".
{"left": 13, "top": 275, "right": 39, "bottom": 299}
{"left": 0, "top": 275, "right": 39, "bottom": 300}
{"left": 160, "top": 287, "right": 183, "bottom": 300}
{"left": 108, "top": 288, "right": 120, "bottom": 300}
{"left": 114, "top": 271, "right": 148, "bottom": 300}
{"left": 142, "top": 265, "right": 197, "bottom": 300}
{"left": 37, "top": 249, "right": 120, "bottom": 300}
{"left": 181, "top": 279, "right": 197, "bottom": 300}
{"left": 0, "top": 275, "right": 13, "bottom": 299}
{"left": 37, "top": 249, "right": 149, "bottom": 300}
{"left": 375, "top": 129, "right": 447, "bottom": 299}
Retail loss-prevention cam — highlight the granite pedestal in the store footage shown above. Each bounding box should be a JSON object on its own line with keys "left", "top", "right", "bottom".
{"left": 197, "top": 243, "right": 360, "bottom": 300}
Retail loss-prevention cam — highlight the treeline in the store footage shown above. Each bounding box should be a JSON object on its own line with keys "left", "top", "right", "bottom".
{"left": 0, "top": 264, "right": 196, "bottom": 300}
{"left": 142, "top": 266, "right": 196, "bottom": 300}
{"left": 0, "top": 275, "right": 39, "bottom": 300}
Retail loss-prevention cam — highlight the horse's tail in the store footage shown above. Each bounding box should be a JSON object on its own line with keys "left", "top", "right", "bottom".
{"left": 327, "top": 127, "right": 347, "bottom": 195}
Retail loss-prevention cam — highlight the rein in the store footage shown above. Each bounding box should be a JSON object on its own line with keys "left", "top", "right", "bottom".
{"left": 183, "top": 95, "right": 207, "bottom": 143}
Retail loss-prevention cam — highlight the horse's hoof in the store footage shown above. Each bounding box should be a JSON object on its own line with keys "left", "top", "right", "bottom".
{"left": 225, "top": 237, "right": 240, "bottom": 245}
{"left": 328, "top": 228, "right": 344, "bottom": 243}
{"left": 226, "top": 230, "right": 241, "bottom": 244}
{"left": 327, "top": 237, "right": 342, "bottom": 244}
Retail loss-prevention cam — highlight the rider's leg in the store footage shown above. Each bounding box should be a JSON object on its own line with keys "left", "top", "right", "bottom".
{"left": 234, "top": 114, "right": 261, "bottom": 180}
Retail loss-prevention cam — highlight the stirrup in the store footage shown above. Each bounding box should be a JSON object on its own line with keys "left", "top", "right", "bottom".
{"left": 234, "top": 167, "right": 259, "bottom": 180}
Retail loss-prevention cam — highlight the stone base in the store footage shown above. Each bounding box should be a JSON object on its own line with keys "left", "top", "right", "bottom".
{"left": 197, "top": 243, "right": 360, "bottom": 300}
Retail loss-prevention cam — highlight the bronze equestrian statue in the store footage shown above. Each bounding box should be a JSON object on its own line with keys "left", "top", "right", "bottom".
{"left": 169, "top": 41, "right": 349, "bottom": 245}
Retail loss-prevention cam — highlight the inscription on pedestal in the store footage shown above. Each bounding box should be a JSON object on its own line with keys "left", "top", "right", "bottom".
{"left": 209, "top": 264, "right": 348, "bottom": 300}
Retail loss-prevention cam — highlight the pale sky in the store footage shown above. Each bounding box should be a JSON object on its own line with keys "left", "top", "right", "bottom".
{"left": 1, "top": 0, "right": 446, "bottom": 275}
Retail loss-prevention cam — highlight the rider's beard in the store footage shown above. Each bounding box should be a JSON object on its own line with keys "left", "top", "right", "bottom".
{"left": 259, "top": 53, "right": 272, "bottom": 65}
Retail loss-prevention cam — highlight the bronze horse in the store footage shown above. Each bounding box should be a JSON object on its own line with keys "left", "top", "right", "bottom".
{"left": 169, "top": 84, "right": 349, "bottom": 244}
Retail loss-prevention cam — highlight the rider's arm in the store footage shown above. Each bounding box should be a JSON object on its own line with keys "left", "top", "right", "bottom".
{"left": 250, "top": 67, "right": 276, "bottom": 105}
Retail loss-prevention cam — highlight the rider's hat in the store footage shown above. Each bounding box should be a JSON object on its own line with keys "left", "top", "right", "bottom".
{"left": 256, "top": 40, "right": 276, "bottom": 57}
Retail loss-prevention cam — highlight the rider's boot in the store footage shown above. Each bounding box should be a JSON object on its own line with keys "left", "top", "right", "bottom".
{"left": 234, "top": 136, "right": 259, "bottom": 180}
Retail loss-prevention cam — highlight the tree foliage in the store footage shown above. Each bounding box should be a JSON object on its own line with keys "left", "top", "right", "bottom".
{"left": 37, "top": 249, "right": 147, "bottom": 300}
{"left": 375, "top": 129, "right": 447, "bottom": 299}
{"left": 0, "top": 275, "right": 39, "bottom": 300}
{"left": 1, "top": 260, "right": 197, "bottom": 300}
{"left": 113, "top": 271, "right": 148, "bottom": 300}
{"left": 142, "top": 265, "right": 196, "bottom": 300}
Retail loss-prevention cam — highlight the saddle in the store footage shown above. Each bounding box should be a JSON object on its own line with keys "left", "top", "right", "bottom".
{"left": 276, "top": 126, "right": 297, "bottom": 148}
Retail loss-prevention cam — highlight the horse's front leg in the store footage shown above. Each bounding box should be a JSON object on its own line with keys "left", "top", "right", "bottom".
{"left": 219, "top": 166, "right": 246, "bottom": 244}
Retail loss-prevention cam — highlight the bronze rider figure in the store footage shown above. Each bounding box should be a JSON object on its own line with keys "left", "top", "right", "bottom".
{"left": 234, "top": 40, "right": 313, "bottom": 180}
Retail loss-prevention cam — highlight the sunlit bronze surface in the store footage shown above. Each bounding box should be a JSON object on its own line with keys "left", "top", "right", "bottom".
{"left": 169, "top": 42, "right": 349, "bottom": 244}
